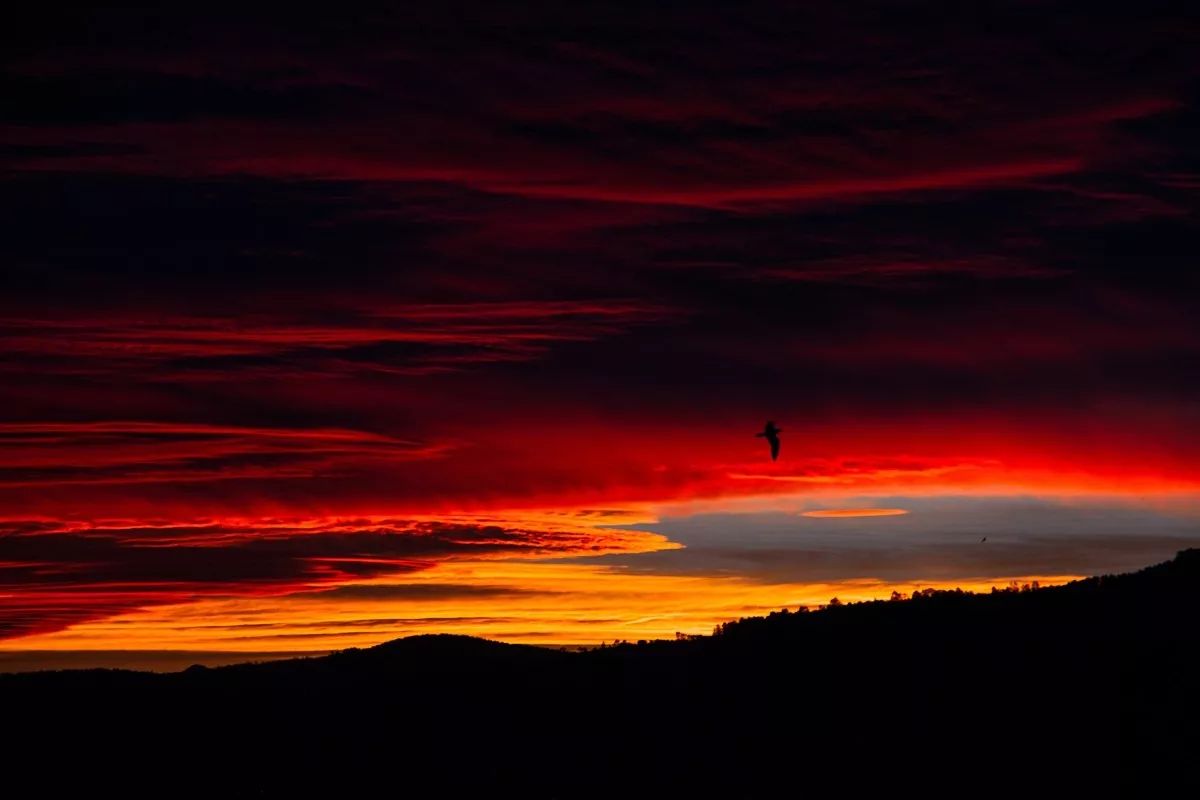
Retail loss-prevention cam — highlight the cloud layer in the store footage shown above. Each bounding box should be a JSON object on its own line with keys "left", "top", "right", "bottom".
{"left": 0, "top": 515, "right": 674, "bottom": 637}
{"left": 2, "top": 2, "right": 1199, "bottom": 645}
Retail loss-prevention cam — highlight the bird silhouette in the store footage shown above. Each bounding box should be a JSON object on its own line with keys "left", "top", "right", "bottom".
{"left": 756, "top": 421, "right": 781, "bottom": 461}
{"left": 980, "top": 536, "right": 987, "bottom": 543}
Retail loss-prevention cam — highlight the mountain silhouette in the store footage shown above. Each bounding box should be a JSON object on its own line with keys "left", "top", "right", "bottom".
{"left": 4, "top": 550, "right": 1197, "bottom": 798}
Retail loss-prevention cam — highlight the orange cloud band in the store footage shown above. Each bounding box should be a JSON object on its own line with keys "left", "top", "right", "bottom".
{"left": 801, "top": 508, "right": 909, "bottom": 518}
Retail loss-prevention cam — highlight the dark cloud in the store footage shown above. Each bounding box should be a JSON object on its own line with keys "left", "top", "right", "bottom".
{"left": 0, "top": 516, "right": 668, "bottom": 638}
{"left": 293, "top": 583, "right": 556, "bottom": 600}
{"left": 0, "top": 71, "right": 372, "bottom": 125}
{"left": 0, "top": 301, "right": 670, "bottom": 379}
{"left": 0, "top": 422, "right": 443, "bottom": 488}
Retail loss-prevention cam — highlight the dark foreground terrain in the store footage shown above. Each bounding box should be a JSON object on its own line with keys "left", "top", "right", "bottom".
{"left": 4, "top": 551, "right": 1198, "bottom": 797}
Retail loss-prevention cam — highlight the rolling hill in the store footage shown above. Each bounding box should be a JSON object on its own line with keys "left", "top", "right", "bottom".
{"left": 4, "top": 550, "right": 1197, "bottom": 797}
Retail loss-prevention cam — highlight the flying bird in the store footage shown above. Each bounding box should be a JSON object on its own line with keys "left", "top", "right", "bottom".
{"left": 980, "top": 537, "right": 987, "bottom": 543}
{"left": 756, "top": 420, "right": 782, "bottom": 461}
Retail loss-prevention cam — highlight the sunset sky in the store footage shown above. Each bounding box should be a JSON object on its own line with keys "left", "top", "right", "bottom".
{"left": 2, "top": 4, "right": 1199, "bottom": 669}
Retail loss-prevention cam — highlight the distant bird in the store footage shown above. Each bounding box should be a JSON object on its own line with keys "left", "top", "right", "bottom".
{"left": 756, "top": 420, "right": 782, "bottom": 461}
{"left": 980, "top": 537, "right": 987, "bottom": 543}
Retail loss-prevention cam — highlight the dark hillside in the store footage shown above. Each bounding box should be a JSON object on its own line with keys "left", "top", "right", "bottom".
{"left": 4, "top": 551, "right": 1197, "bottom": 797}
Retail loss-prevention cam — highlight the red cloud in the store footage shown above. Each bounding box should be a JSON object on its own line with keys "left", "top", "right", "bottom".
{"left": 0, "top": 301, "right": 671, "bottom": 378}
{"left": 0, "top": 422, "right": 445, "bottom": 487}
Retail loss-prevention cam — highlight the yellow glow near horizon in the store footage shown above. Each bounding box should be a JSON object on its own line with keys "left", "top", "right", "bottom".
{"left": 0, "top": 560, "right": 1081, "bottom": 653}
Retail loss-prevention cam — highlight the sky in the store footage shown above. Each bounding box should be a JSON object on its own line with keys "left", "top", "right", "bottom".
{"left": 2, "top": 3, "right": 1199, "bottom": 668}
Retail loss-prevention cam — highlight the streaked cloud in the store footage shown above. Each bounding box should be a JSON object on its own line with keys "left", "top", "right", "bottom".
{"left": 801, "top": 508, "right": 909, "bottom": 518}
{"left": 0, "top": 515, "right": 676, "bottom": 638}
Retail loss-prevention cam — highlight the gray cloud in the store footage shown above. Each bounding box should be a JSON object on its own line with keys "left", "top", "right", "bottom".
{"left": 597, "top": 497, "right": 1200, "bottom": 582}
